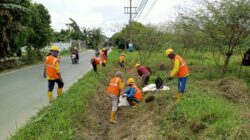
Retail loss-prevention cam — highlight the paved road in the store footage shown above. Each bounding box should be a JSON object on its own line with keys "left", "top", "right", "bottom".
{"left": 0, "top": 50, "right": 95, "bottom": 140}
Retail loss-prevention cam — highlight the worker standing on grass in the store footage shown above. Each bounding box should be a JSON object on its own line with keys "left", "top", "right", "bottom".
{"left": 123, "top": 78, "right": 143, "bottom": 107}
{"left": 100, "top": 48, "right": 107, "bottom": 67}
{"left": 135, "top": 64, "right": 151, "bottom": 87}
{"left": 45, "top": 46, "right": 64, "bottom": 103}
{"left": 119, "top": 52, "right": 125, "bottom": 68}
{"left": 106, "top": 71, "right": 124, "bottom": 124}
{"left": 165, "top": 48, "right": 189, "bottom": 100}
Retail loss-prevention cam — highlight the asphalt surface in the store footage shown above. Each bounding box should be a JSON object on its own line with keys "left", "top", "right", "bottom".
{"left": 0, "top": 50, "right": 95, "bottom": 140}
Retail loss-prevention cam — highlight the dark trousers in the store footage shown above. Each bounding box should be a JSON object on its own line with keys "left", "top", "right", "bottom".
{"left": 48, "top": 79, "right": 64, "bottom": 92}
{"left": 91, "top": 62, "right": 97, "bottom": 71}
{"left": 119, "top": 62, "right": 125, "bottom": 68}
{"left": 127, "top": 97, "right": 139, "bottom": 103}
{"left": 142, "top": 73, "right": 150, "bottom": 87}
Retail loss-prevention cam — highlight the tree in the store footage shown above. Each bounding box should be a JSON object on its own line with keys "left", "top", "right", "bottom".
{"left": 86, "top": 28, "right": 104, "bottom": 49}
{"left": 27, "top": 3, "right": 52, "bottom": 51}
{"left": 66, "top": 18, "right": 83, "bottom": 40}
{"left": 0, "top": 0, "right": 31, "bottom": 59}
{"left": 188, "top": 0, "right": 250, "bottom": 73}
{"left": 111, "top": 21, "right": 167, "bottom": 64}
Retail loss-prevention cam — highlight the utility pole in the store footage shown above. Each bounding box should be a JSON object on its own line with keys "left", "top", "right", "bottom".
{"left": 129, "top": 0, "right": 132, "bottom": 45}
{"left": 124, "top": 0, "right": 137, "bottom": 51}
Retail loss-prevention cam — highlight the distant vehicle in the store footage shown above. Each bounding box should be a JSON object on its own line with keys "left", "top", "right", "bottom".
{"left": 71, "top": 53, "right": 78, "bottom": 64}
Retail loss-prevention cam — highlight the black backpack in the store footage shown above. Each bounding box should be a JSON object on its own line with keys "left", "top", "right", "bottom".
{"left": 242, "top": 49, "right": 250, "bottom": 66}
{"left": 155, "top": 77, "right": 164, "bottom": 89}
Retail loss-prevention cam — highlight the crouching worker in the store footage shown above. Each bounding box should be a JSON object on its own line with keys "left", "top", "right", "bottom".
{"left": 123, "top": 78, "right": 143, "bottom": 107}
{"left": 106, "top": 71, "right": 124, "bottom": 124}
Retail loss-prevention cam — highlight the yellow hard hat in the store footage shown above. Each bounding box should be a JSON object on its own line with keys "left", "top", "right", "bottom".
{"left": 135, "top": 63, "right": 140, "bottom": 68}
{"left": 121, "top": 53, "right": 125, "bottom": 56}
{"left": 102, "top": 48, "right": 107, "bottom": 51}
{"left": 127, "top": 78, "right": 135, "bottom": 84}
{"left": 165, "top": 48, "right": 174, "bottom": 56}
{"left": 50, "top": 45, "right": 59, "bottom": 51}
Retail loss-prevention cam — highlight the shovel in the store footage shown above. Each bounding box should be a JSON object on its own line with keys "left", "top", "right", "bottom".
{"left": 145, "top": 80, "right": 167, "bottom": 103}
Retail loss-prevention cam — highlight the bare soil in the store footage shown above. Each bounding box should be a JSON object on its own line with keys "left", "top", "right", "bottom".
{"left": 202, "top": 77, "right": 249, "bottom": 103}
{"left": 76, "top": 83, "right": 168, "bottom": 140}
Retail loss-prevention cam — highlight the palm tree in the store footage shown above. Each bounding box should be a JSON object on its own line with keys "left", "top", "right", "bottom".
{"left": 0, "top": 0, "right": 30, "bottom": 60}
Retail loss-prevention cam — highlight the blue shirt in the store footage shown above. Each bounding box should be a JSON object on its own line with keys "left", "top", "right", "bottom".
{"left": 124, "top": 87, "right": 136, "bottom": 97}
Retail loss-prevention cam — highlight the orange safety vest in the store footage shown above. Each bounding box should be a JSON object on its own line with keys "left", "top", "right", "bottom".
{"left": 45, "top": 55, "right": 60, "bottom": 79}
{"left": 132, "top": 84, "right": 143, "bottom": 100}
{"left": 106, "top": 77, "right": 121, "bottom": 96}
{"left": 174, "top": 55, "right": 189, "bottom": 78}
{"left": 100, "top": 51, "right": 107, "bottom": 64}
{"left": 91, "top": 57, "right": 101, "bottom": 64}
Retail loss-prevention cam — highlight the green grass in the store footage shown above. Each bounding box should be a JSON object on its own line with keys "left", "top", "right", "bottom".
{"left": 125, "top": 48, "right": 249, "bottom": 139}
{"left": 59, "top": 48, "right": 71, "bottom": 56}
{"left": 11, "top": 71, "right": 100, "bottom": 140}
{"left": 10, "top": 50, "right": 119, "bottom": 140}
{"left": 160, "top": 93, "right": 241, "bottom": 139}
{"left": 10, "top": 48, "right": 250, "bottom": 140}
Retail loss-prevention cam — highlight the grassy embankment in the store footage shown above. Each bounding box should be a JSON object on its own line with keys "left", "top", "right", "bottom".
{"left": 11, "top": 48, "right": 250, "bottom": 140}
{"left": 10, "top": 51, "right": 117, "bottom": 140}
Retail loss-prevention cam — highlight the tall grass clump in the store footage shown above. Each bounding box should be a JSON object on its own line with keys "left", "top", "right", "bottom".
{"left": 160, "top": 92, "right": 241, "bottom": 140}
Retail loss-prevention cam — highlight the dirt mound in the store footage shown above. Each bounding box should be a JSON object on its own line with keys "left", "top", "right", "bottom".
{"left": 204, "top": 77, "right": 249, "bottom": 102}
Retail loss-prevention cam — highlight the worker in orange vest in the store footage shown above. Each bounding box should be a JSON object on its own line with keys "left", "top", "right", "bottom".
{"left": 119, "top": 52, "right": 125, "bottom": 68}
{"left": 122, "top": 78, "right": 143, "bottom": 107}
{"left": 165, "top": 48, "right": 189, "bottom": 99}
{"left": 45, "top": 45, "right": 64, "bottom": 103}
{"left": 100, "top": 48, "right": 107, "bottom": 67}
{"left": 106, "top": 71, "right": 124, "bottom": 124}
{"left": 90, "top": 54, "right": 101, "bottom": 72}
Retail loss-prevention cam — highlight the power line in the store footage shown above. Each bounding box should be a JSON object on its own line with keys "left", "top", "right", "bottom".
{"left": 143, "top": 0, "right": 158, "bottom": 20}
{"left": 135, "top": 0, "right": 148, "bottom": 21}
{"left": 134, "top": 0, "right": 145, "bottom": 19}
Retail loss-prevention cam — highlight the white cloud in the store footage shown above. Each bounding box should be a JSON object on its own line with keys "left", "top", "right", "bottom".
{"left": 33, "top": 0, "right": 195, "bottom": 37}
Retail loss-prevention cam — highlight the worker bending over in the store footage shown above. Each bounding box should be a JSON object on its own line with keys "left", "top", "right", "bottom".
{"left": 135, "top": 64, "right": 151, "bottom": 87}
{"left": 106, "top": 71, "right": 124, "bottom": 124}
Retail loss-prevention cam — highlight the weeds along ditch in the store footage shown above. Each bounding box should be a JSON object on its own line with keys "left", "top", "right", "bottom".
{"left": 10, "top": 51, "right": 120, "bottom": 140}
{"left": 11, "top": 49, "right": 250, "bottom": 140}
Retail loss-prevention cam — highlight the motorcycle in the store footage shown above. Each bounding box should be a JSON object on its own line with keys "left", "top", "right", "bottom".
{"left": 71, "top": 53, "right": 78, "bottom": 64}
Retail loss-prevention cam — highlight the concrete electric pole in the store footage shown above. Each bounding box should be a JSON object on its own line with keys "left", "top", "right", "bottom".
{"left": 124, "top": 0, "right": 137, "bottom": 51}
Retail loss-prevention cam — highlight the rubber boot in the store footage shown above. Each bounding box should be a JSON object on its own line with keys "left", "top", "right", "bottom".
{"left": 48, "top": 92, "right": 54, "bottom": 103}
{"left": 57, "top": 88, "right": 63, "bottom": 97}
{"left": 109, "top": 111, "right": 117, "bottom": 124}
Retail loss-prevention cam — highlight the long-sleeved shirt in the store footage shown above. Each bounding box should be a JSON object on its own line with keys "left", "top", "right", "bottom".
{"left": 137, "top": 66, "right": 150, "bottom": 76}
{"left": 124, "top": 87, "right": 136, "bottom": 98}
{"left": 169, "top": 59, "right": 180, "bottom": 78}
{"left": 169, "top": 58, "right": 189, "bottom": 78}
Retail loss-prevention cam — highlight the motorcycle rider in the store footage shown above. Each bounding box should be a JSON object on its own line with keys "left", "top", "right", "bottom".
{"left": 71, "top": 47, "right": 79, "bottom": 63}
{"left": 71, "top": 47, "right": 79, "bottom": 60}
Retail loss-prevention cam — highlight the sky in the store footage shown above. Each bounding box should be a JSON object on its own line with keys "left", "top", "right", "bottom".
{"left": 33, "top": 0, "right": 195, "bottom": 37}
